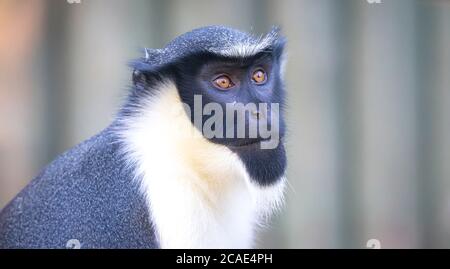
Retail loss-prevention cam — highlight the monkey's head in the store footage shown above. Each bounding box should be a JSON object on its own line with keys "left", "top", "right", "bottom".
{"left": 126, "top": 26, "right": 287, "bottom": 186}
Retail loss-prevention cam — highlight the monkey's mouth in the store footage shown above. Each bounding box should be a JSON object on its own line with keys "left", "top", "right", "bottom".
{"left": 234, "top": 139, "right": 263, "bottom": 147}
{"left": 209, "top": 137, "right": 263, "bottom": 149}
{"left": 228, "top": 138, "right": 273, "bottom": 149}
{"left": 209, "top": 136, "right": 283, "bottom": 150}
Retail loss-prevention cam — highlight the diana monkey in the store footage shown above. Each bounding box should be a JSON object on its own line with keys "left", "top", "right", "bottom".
{"left": 0, "top": 26, "right": 287, "bottom": 249}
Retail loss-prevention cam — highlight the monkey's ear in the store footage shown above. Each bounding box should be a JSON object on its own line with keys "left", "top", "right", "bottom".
{"left": 129, "top": 48, "right": 165, "bottom": 88}
{"left": 132, "top": 69, "right": 149, "bottom": 87}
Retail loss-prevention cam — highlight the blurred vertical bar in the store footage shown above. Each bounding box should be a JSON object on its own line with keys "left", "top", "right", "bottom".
{"left": 415, "top": 0, "right": 450, "bottom": 248}
{"left": 333, "top": 0, "right": 362, "bottom": 249}
{"left": 42, "top": 1, "right": 70, "bottom": 162}
{"left": 434, "top": 4, "right": 450, "bottom": 248}
{"left": 434, "top": 2, "right": 450, "bottom": 249}
{"left": 357, "top": 0, "right": 420, "bottom": 248}
{"left": 272, "top": 0, "right": 344, "bottom": 248}
{"left": 415, "top": 0, "right": 436, "bottom": 249}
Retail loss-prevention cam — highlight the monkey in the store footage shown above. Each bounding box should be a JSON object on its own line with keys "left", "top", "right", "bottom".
{"left": 0, "top": 25, "right": 287, "bottom": 249}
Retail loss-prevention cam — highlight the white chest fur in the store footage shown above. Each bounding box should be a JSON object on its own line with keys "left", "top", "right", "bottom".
{"left": 118, "top": 82, "right": 285, "bottom": 248}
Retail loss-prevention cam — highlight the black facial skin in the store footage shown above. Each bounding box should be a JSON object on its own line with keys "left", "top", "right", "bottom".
{"left": 196, "top": 57, "right": 279, "bottom": 147}
{"left": 172, "top": 49, "right": 287, "bottom": 186}
{"left": 173, "top": 50, "right": 286, "bottom": 139}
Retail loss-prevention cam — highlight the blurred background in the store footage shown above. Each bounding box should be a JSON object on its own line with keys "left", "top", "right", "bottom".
{"left": 0, "top": 0, "right": 449, "bottom": 248}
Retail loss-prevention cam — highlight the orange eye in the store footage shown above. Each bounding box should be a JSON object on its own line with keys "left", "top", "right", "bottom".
{"left": 252, "top": 69, "right": 267, "bottom": 84}
{"left": 213, "top": 75, "right": 234, "bottom": 90}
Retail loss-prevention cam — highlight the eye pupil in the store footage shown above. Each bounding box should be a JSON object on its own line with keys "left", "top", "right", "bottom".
{"left": 252, "top": 69, "right": 266, "bottom": 84}
{"left": 213, "top": 75, "right": 233, "bottom": 90}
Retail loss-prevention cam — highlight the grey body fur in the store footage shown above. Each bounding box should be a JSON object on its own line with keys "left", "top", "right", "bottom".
{"left": 0, "top": 128, "right": 157, "bottom": 248}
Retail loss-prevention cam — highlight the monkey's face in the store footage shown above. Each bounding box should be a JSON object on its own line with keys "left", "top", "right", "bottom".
{"left": 174, "top": 52, "right": 285, "bottom": 152}
{"left": 172, "top": 52, "right": 286, "bottom": 185}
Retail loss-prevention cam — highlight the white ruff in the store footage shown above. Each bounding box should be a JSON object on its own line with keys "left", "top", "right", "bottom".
{"left": 117, "top": 82, "right": 286, "bottom": 248}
